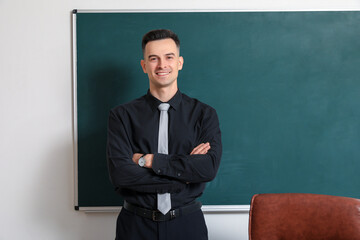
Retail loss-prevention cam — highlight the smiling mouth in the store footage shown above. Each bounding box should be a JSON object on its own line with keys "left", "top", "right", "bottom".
{"left": 156, "top": 72, "right": 170, "bottom": 76}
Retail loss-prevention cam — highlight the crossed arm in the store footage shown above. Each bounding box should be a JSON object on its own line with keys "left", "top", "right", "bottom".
{"left": 132, "top": 142, "right": 211, "bottom": 168}
{"left": 107, "top": 107, "right": 222, "bottom": 194}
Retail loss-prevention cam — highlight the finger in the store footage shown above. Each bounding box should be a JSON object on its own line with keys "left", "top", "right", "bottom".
{"left": 190, "top": 143, "right": 205, "bottom": 155}
{"left": 197, "top": 144, "right": 211, "bottom": 154}
{"left": 191, "top": 143, "right": 207, "bottom": 154}
{"left": 198, "top": 143, "right": 211, "bottom": 154}
{"left": 191, "top": 143, "right": 210, "bottom": 155}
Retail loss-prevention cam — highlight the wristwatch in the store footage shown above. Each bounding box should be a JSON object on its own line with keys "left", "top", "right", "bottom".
{"left": 138, "top": 155, "right": 146, "bottom": 167}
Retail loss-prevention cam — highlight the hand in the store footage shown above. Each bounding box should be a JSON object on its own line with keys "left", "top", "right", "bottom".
{"left": 132, "top": 153, "right": 154, "bottom": 168}
{"left": 132, "top": 153, "right": 143, "bottom": 165}
{"left": 190, "top": 142, "right": 211, "bottom": 155}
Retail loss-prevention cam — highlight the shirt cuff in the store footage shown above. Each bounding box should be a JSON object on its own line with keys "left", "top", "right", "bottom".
{"left": 152, "top": 153, "right": 170, "bottom": 175}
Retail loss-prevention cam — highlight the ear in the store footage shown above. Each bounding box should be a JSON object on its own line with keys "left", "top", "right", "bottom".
{"left": 178, "top": 56, "right": 184, "bottom": 70}
{"left": 140, "top": 59, "right": 147, "bottom": 73}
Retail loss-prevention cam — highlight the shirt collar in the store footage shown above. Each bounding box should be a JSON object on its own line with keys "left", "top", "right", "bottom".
{"left": 145, "top": 89, "right": 182, "bottom": 111}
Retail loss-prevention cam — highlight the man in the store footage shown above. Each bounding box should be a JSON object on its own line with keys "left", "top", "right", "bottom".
{"left": 107, "top": 29, "right": 222, "bottom": 240}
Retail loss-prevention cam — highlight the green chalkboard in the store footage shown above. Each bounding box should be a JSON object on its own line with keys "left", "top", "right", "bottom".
{"left": 74, "top": 11, "right": 360, "bottom": 208}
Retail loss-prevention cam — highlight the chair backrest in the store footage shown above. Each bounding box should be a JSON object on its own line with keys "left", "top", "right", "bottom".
{"left": 249, "top": 193, "right": 360, "bottom": 240}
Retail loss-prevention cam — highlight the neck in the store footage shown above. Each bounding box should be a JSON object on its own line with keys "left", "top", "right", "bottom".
{"left": 149, "top": 84, "right": 178, "bottom": 103}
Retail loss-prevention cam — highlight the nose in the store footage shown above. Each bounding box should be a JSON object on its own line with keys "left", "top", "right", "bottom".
{"left": 157, "top": 58, "right": 167, "bottom": 69}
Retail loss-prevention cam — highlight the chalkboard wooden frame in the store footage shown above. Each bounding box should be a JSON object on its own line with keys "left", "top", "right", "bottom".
{"left": 72, "top": 9, "right": 360, "bottom": 212}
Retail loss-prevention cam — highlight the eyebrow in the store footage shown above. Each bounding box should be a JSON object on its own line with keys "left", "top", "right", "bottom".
{"left": 147, "top": 53, "right": 176, "bottom": 59}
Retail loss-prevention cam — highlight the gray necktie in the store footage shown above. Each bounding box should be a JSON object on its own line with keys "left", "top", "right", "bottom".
{"left": 157, "top": 103, "right": 171, "bottom": 215}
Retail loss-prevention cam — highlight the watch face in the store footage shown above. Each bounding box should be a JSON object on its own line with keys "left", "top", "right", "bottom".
{"left": 139, "top": 157, "right": 145, "bottom": 167}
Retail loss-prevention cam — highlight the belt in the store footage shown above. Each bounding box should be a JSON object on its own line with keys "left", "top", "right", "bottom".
{"left": 123, "top": 201, "right": 202, "bottom": 222}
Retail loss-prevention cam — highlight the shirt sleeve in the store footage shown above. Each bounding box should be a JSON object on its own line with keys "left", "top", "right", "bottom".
{"left": 152, "top": 107, "right": 222, "bottom": 183}
{"left": 107, "top": 109, "right": 186, "bottom": 194}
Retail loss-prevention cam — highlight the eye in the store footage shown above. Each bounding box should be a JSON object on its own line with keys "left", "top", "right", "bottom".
{"left": 149, "top": 57, "right": 157, "bottom": 61}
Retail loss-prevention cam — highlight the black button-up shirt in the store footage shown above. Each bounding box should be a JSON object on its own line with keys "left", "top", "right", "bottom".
{"left": 107, "top": 90, "right": 222, "bottom": 209}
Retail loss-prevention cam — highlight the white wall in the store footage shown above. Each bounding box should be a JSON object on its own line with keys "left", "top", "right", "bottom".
{"left": 0, "top": 1, "right": 359, "bottom": 239}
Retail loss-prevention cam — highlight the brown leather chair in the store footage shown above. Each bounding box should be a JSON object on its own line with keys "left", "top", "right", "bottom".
{"left": 249, "top": 193, "right": 360, "bottom": 240}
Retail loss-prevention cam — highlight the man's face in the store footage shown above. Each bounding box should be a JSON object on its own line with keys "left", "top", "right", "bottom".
{"left": 141, "top": 38, "right": 184, "bottom": 90}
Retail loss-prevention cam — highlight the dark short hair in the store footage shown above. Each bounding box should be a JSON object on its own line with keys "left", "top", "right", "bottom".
{"left": 142, "top": 29, "right": 180, "bottom": 54}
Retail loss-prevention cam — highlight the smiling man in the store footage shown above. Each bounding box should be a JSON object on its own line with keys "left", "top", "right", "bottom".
{"left": 107, "top": 29, "right": 222, "bottom": 240}
{"left": 141, "top": 38, "right": 183, "bottom": 92}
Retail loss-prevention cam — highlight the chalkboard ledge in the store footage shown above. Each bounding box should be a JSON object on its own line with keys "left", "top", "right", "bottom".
{"left": 75, "top": 205, "right": 250, "bottom": 213}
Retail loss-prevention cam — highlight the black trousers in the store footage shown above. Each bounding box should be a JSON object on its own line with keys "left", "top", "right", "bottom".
{"left": 115, "top": 208, "right": 208, "bottom": 240}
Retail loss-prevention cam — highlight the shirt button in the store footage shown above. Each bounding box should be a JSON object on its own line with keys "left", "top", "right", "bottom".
{"left": 157, "top": 170, "right": 161, "bottom": 173}
{"left": 177, "top": 173, "right": 181, "bottom": 177}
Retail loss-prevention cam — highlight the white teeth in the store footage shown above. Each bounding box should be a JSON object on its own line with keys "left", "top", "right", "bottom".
{"left": 157, "top": 72, "right": 169, "bottom": 76}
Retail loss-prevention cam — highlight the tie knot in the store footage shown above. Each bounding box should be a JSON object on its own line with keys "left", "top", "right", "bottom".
{"left": 158, "top": 103, "right": 170, "bottom": 111}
